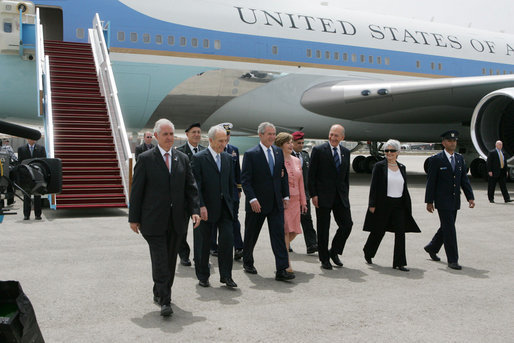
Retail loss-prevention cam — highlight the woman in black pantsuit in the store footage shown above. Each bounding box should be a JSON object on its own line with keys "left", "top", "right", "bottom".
{"left": 363, "top": 139, "right": 420, "bottom": 271}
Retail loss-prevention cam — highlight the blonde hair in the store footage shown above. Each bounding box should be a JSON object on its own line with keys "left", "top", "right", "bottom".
{"left": 275, "top": 132, "right": 292, "bottom": 147}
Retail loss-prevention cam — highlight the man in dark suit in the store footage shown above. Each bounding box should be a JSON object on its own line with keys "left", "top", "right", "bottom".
{"left": 291, "top": 131, "right": 318, "bottom": 254}
{"left": 308, "top": 124, "right": 353, "bottom": 270}
{"left": 241, "top": 122, "right": 294, "bottom": 281}
{"left": 192, "top": 126, "right": 237, "bottom": 288}
{"left": 129, "top": 119, "right": 200, "bottom": 317}
{"left": 487, "top": 140, "right": 511, "bottom": 203}
{"left": 176, "top": 122, "right": 206, "bottom": 266}
{"left": 424, "top": 130, "right": 475, "bottom": 270}
{"left": 18, "top": 139, "right": 47, "bottom": 220}
{"left": 134, "top": 131, "right": 154, "bottom": 161}
{"left": 210, "top": 123, "right": 244, "bottom": 260}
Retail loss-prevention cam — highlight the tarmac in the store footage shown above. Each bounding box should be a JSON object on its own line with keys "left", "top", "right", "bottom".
{"left": 1, "top": 154, "right": 513, "bottom": 342}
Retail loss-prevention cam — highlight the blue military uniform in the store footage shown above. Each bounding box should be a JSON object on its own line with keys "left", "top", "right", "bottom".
{"left": 424, "top": 130, "right": 474, "bottom": 265}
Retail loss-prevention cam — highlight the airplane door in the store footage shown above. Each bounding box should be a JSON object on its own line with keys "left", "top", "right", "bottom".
{"left": 37, "top": 6, "right": 62, "bottom": 41}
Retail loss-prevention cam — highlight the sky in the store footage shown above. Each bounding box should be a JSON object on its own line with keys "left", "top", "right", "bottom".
{"left": 298, "top": 0, "right": 514, "bottom": 35}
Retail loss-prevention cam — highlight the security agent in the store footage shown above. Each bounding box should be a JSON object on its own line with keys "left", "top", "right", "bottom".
{"left": 486, "top": 140, "right": 512, "bottom": 203}
{"left": 424, "top": 130, "right": 475, "bottom": 270}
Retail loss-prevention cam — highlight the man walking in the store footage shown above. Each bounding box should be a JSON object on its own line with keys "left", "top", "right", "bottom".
{"left": 487, "top": 140, "right": 511, "bottom": 203}
{"left": 18, "top": 139, "right": 46, "bottom": 220}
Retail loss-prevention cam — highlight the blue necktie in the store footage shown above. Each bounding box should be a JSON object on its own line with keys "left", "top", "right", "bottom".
{"left": 333, "top": 147, "right": 341, "bottom": 171}
{"left": 450, "top": 155, "right": 455, "bottom": 171}
{"left": 267, "top": 148, "right": 275, "bottom": 175}
{"left": 216, "top": 154, "right": 221, "bottom": 171}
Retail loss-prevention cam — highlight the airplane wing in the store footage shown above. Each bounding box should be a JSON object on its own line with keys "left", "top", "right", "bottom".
{"left": 300, "top": 74, "right": 514, "bottom": 124}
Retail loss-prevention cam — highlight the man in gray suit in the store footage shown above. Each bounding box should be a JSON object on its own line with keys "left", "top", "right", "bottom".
{"left": 192, "top": 126, "right": 237, "bottom": 288}
{"left": 134, "top": 131, "right": 154, "bottom": 161}
{"left": 129, "top": 119, "right": 200, "bottom": 317}
{"left": 176, "top": 122, "right": 206, "bottom": 266}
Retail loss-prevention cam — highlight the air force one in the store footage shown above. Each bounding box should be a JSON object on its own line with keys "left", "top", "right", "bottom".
{"left": 1, "top": 0, "right": 514, "bottom": 180}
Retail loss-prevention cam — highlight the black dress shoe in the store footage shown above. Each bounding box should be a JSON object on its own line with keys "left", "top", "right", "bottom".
{"left": 321, "top": 261, "right": 333, "bottom": 270}
{"left": 198, "top": 279, "right": 210, "bottom": 287}
{"left": 23, "top": 216, "right": 29, "bottom": 220}
{"left": 243, "top": 265, "right": 257, "bottom": 274}
{"left": 489, "top": 199, "right": 495, "bottom": 203}
{"left": 180, "top": 258, "right": 192, "bottom": 266}
{"left": 35, "top": 216, "right": 42, "bottom": 220}
{"left": 329, "top": 250, "right": 343, "bottom": 267}
{"left": 210, "top": 249, "right": 218, "bottom": 257}
{"left": 275, "top": 269, "right": 295, "bottom": 281}
{"left": 365, "top": 255, "right": 373, "bottom": 264}
{"left": 448, "top": 262, "right": 462, "bottom": 270}
{"left": 288, "top": 247, "right": 293, "bottom": 252}
{"left": 506, "top": 199, "right": 513, "bottom": 203}
{"left": 424, "top": 246, "right": 441, "bottom": 261}
{"left": 393, "top": 266, "right": 410, "bottom": 272}
{"left": 306, "top": 245, "right": 318, "bottom": 254}
{"left": 220, "top": 277, "right": 238, "bottom": 288}
{"left": 234, "top": 249, "right": 243, "bottom": 261}
{"left": 160, "top": 304, "right": 173, "bottom": 317}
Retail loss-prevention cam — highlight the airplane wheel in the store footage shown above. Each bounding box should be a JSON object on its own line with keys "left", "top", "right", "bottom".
{"left": 364, "top": 156, "right": 378, "bottom": 173}
{"left": 470, "top": 158, "right": 487, "bottom": 179}
{"left": 352, "top": 155, "right": 365, "bottom": 173}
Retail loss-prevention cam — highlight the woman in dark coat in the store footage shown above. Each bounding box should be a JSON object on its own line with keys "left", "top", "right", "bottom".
{"left": 363, "top": 139, "right": 420, "bottom": 271}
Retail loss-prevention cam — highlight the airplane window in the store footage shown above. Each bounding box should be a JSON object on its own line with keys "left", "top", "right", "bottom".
{"left": 343, "top": 53, "right": 348, "bottom": 61}
{"left": 325, "top": 51, "right": 330, "bottom": 59}
{"left": 3, "top": 22, "right": 12, "bottom": 33}
{"left": 482, "top": 68, "right": 486, "bottom": 75}
{"left": 496, "top": 70, "right": 500, "bottom": 75}
{"left": 438, "top": 63, "right": 442, "bottom": 71}
{"left": 334, "top": 52, "right": 339, "bottom": 60}
{"left": 306, "top": 49, "right": 312, "bottom": 58}
{"left": 214, "top": 40, "right": 221, "bottom": 50}
{"left": 76, "top": 28, "right": 84, "bottom": 39}
{"left": 384, "top": 57, "right": 390, "bottom": 65}
{"left": 180, "top": 37, "right": 187, "bottom": 46}
{"left": 192, "top": 38, "right": 198, "bottom": 47}
{"left": 368, "top": 56, "right": 373, "bottom": 64}
{"left": 416, "top": 61, "right": 420, "bottom": 68}
{"left": 316, "top": 50, "right": 321, "bottom": 58}
{"left": 360, "top": 55, "right": 365, "bottom": 63}
{"left": 143, "top": 33, "right": 150, "bottom": 43}
{"left": 272, "top": 46, "right": 278, "bottom": 55}
{"left": 351, "top": 54, "right": 356, "bottom": 62}
{"left": 430, "top": 62, "right": 435, "bottom": 70}
{"left": 130, "top": 32, "right": 138, "bottom": 42}
{"left": 155, "top": 35, "right": 162, "bottom": 45}
{"left": 117, "top": 31, "right": 125, "bottom": 42}
{"left": 203, "top": 39, "right": 209, "bottom": 48}
{"left": 489, "top": 69, "right": 493, "bottom": 75}
{"left": 377, "top": 56, "right": 382, "bottom": 64}
{"left": 168, "top": 36, "right": 175, "bottom": 45}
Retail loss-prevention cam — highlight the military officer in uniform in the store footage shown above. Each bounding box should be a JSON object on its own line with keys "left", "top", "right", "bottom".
{"left": 424, "top": 130, "right": 475, "bottom": 270}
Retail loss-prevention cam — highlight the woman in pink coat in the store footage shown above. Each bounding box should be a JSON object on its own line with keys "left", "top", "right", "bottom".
{"left": 275, "top": 132, "right": 307, "bottom": 272}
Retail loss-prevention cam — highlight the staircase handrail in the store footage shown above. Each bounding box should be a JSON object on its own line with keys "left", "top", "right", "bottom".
{"left": 89, "top": 13, "right": 131, "bottom": 205}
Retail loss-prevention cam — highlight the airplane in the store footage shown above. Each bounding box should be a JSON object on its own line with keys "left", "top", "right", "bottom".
{"left": 1, "top": 0, "right": 513, "bottom": 180}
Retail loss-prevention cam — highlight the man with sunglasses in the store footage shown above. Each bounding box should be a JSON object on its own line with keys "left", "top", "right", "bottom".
{"left": 135, "top": 131, "right": 155, "bottom": 161}
{"left": 424, "top": 130, "right": 475, "bottom": 270}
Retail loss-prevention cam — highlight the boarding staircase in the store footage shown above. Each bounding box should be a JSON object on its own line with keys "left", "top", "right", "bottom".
{"left": 45, "top": 39, "right": 126, "bottom": 208}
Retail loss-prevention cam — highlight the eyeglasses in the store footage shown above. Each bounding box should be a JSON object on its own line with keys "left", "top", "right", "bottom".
{"left": 384, "top": 149, "right": 397, "bottom": 153}
{"left": 145, "top": 136, "right": 152, "bottom": 138}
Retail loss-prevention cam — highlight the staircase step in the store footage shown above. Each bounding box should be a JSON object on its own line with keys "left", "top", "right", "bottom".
{"left": 56, "top": 151, "right": 117, "bottom": 159}
{"left": 54, "top": 120, "right": 110, "bottom": 128}
{"left": 55, "top": 142, "right": 114, "bottom": 149}
{"left": 61, "top": 159, "right": 119, "bottom": 167}
{"left": 63, "top": 176, "right": 122, "bottom": 184}
{"left": 55, "top": 137, "right": 114, "bottom": 144}
{"left": 54, "top": 129, "right": 112, "bottom": 136}
{"left": 61, "top": 184, "right": 124, "bottom": 193}
{"left": 50, "top": 76, "right": 99, "bottom": 84}
{"left": 56, "top": 203, "right": 127, "bottom": 209}
{"left": 45, "top": 40, "right": 91, "bottom": 49}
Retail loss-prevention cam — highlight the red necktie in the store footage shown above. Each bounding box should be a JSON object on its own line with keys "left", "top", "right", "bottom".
{"left": 164, "top": 152, "right": 170, "bottom": 172}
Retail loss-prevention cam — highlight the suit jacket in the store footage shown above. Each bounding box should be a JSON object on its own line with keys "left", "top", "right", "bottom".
{"left": 487, "top": 149, "right": 508, "bottom": 177}
{"left": 363, "top": 159, "right": 420, "bottom": 233}
{"left": 135, "top": 143, "right": 154, "bottom": 161}
{"left": 241, "top": 144, "right": 289, "bottom": 214}
{"left": 225, "top": 143, "right": 242, "bottom": 198}
{"left": 128, "top": 147, "right": 200, "bottom": 236}
{"left": 425, "top": 151, "right": 474, "bottom": 211}
{"left": 176, "top": 143, "right": 206, "bottom": 162}
{"left": 308, "top": 142, "right": 351, "bottom": 209}
{"left": 191, "top": 149, "right": 234, "bottom": 223}
{"left": 295, "top": 150, "right": 311, "bottom": 200}
{"left": 18, "top": 143, "right": 46, "bottom": 162}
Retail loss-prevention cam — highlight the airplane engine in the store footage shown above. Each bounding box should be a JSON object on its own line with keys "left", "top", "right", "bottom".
{"left": 471, "top": 88, "right": 514, "bottom": 164}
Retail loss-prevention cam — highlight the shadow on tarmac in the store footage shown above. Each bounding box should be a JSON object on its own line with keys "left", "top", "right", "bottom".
{"left": 130, "top": 304, "right": 206, "bottom": 332}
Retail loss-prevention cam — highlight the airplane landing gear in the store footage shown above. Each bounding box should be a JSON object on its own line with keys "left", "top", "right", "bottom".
{"left": 470, "top": 158, "right": 487, "bottom": 180}
{"left": 352, "top": 142, "right": 383, "bottom": 173}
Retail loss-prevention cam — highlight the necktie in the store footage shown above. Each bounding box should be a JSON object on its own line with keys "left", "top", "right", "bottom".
{"left": 30, "top": 146, "right": 34, "bottom": 157}
{"left": 216, "top": 154, "right": 221, "bottom": 171}
{"left": 164, "top": 152, "right": 170, "bottom": 173}
{"left": 267, "top": 148, "right": 275, "bottom": 175}
{"left": 193, "top": 147, "right": 198, "bottom": 154}
{"left": 450, "top": 155, "right": 455, "bottom": 171}
{"left": 333, "top": 147, "right": 341, "bottom": 171}
{"left": 499, "top": 150, "right": 504, "bottom": 169}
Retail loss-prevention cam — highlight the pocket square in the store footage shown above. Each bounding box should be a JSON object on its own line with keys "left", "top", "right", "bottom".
{"left": 440, "top": 167, "right": 447, "bottom": 170}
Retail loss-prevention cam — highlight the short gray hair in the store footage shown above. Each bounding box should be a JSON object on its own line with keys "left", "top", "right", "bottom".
{"left": 208, "top": 125, "right": 227, "bottom": 140}
{"left": 257, "top": 122, "right": 275, "bottom": 135}
{"left": 383, "top": 139, "right": 401, "bottom": 152}
{"left": 153, "top": 119, "right": 175, "bottom": 134}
